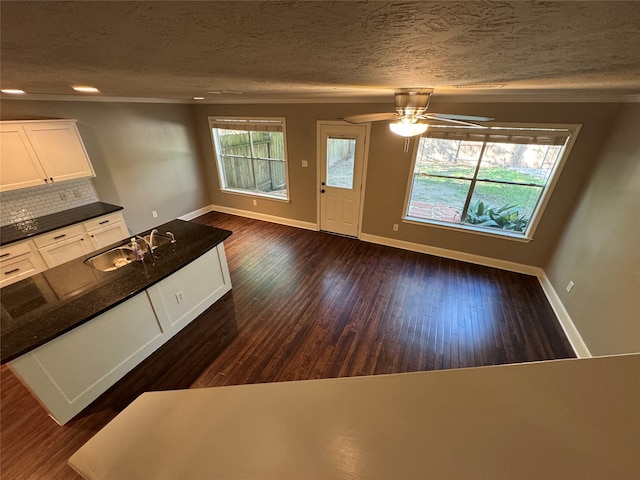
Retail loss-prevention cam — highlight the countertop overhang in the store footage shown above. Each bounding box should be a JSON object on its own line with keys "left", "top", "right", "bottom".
{"left": 0, "top": 219, "right": 231, "bottom": 363}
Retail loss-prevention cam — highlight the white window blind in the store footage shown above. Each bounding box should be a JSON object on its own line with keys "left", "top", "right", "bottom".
{"left": 425, "top": 126, "right": 571, "bottom": 146}
{"left": 209, "top": 118, "right": 284, "bottom": 132}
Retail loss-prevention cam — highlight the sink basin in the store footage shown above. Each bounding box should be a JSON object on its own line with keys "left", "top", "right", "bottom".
{"left": 142, "top": 233, "right": 174, "bottom": 249}
{"left": 85, "top": 232, "right": 176, "bottom": 272}
{"left": 85, "top": 247, "right": 137, "bottom": 272}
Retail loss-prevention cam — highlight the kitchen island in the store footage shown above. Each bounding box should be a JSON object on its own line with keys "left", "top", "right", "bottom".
{"left": 1, "top": 219, "right": 232, "bottom": 424}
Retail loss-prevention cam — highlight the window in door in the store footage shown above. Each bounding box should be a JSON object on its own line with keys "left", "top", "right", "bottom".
{"left": 403, "top": 124, "right": 579, "bottom": 239}
{"left": 209, "top": 117, "right": 289, "bottom": 201}
{"left": 326, "top": 137, "right": 356, "bottom": 189}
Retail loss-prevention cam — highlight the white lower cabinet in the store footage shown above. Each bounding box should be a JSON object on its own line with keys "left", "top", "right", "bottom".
{"left": 0, "top": 240, "right": 46, "bottom": 287}
{"left": 8, "top": 244, "right": 231, "bottom": 425}
{"left": 37, "top": 233, "right": 93, "bottom": 269}
{"left": 84, "top": 211, "right": 129, "bottom": 250}
{"left": 1, "top": 211, "right": 131, "bottom": 274}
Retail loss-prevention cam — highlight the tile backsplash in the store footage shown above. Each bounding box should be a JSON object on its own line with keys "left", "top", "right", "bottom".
{"left": 0, "top": 178, "right": 100, "bottom": 226}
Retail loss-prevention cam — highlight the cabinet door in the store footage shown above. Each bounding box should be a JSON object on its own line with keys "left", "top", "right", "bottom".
{"left": 22, "top": 121, "right": 95, "bottom": 183}
{"left": 38, "top": 234, "right": 93, "bottom": 269}
{"left": 0, "top": 124, "right": 48, "bottom": 192}
{"left": 88, "top": 222, "right": 130, "bottom": 250}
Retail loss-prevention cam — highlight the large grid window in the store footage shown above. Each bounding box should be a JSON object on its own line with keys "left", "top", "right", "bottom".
{"left": 404, "top": 124, "right": 578, "bottom": 239}
{"left": 210, "top": 117, "right": 289, "bottom": 200}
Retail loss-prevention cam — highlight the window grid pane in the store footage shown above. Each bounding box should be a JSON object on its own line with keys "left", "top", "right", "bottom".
{"left": 213, "top": 126, "right": 288, "bottom": 199}
{"left": 406, "top": 127, "right": 572, "bottom": 237}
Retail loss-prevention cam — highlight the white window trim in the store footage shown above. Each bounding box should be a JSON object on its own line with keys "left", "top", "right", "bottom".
{"left": 401, "top": 122, "right": 582, "bottom": 241}
{"left": 209, "top": 116, "right": 291, "bottom": 203}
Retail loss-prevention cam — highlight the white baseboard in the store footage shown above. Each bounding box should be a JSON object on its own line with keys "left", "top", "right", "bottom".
{"left": 359, "top": 233, "right": 590, "bottom": 359}
{"left": 537, "top": 272, "right": 591, "bottom": 358}
{"left": 209, "top": 205, "right": 318, "bottom": 231}
{"left": 178, "top": 205, "right": 216, "bottom": 221}
{"left": 358, "top": 233, "right": 540, "bottom": 275}
{"left": 180, "top": 210, "right": 589, "bottom": 358}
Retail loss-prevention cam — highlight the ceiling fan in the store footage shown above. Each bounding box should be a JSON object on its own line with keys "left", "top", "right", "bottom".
{"left": 342, "top": 88, "right": 494, "bottom": 137}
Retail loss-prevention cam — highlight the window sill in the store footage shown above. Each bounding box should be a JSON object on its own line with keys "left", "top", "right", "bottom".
{"left": 220, "top": 188, "right": 290, "bottom": 203}
{"left": 402, "top": 216, "right": 533, "bottom": 243}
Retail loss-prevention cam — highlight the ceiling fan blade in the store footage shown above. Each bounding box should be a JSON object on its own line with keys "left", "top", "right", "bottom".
{"left": 421, "top": 115, "right": 488, "bottom": 128}
{"left": 425, "top": 113, "right": 495, "bottom": 122}
{"left": 341, "top": 112, "right": 398, "bottom": 124}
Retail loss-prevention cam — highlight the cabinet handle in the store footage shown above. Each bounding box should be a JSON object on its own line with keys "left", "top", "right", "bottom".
{"left": 99, "top": 220, "right": 109, "bottom": 225}
{"left": 53, "top": 234, "right": 66, "bottom": 240}
{"left": 50, "top": 177, "right": 54, "bottom": 182}
{"left": 5, "top": 268, "right": 20, "bottom": 275}
{"left": 44, "top": 178, "right": 48, "bottom": 183}
{"left": 0, "top": 253, "right": 10, "bottom": 258}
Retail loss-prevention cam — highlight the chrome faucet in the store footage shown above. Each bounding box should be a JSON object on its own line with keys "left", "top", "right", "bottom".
{"left": 148, "top": 229, "right": 159, "bottom": 249}
{"left": 135, "top": 234, "right": 155, "bottom": 254}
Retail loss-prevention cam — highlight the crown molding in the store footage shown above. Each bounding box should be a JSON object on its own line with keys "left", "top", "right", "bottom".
{"left": 2, "top": 92, "right": 639, "bottom": 105}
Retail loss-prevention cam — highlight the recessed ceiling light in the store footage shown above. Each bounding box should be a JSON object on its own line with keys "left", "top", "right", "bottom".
{"left": 193, "top": 96, "right": 205, "bottom": 100}
{"left": 206, "top": 91, "right": 243, "bottom": 95}
{"left": 1, "top": 89, "right": 26, "bottom": 95}
{"left": 72, "top": 86, "right": 100, "bottom": 93}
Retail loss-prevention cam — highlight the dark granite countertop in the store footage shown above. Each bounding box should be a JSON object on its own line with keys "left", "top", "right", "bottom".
{"left": 0, "top": 202, "right": 124, "bottom": 246}
{"left": 0, "top": 219, "right": 232, "bottom": 363}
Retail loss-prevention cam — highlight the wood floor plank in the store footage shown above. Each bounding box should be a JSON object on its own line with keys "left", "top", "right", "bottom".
{"left": 1, "top": 212, "right": 575, "bottom": 479}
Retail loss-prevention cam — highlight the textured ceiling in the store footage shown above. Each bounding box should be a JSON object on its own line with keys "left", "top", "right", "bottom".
{"left": 1, "top": 1, "right": 639, "bottom": 103}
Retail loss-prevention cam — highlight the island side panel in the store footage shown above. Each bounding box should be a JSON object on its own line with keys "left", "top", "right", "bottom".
{"left": 146, "top": 244, "right": 232, "bottom": 337}
{"left": 8, "top": 293, "right": 164, "bottom": 425}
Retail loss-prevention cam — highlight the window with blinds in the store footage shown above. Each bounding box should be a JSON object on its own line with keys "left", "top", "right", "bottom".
{"left": 209, "top": 117, "right": 289, "bottom": 200}
{"left": 403, "top": 124, "right": 579, "bottom": 239}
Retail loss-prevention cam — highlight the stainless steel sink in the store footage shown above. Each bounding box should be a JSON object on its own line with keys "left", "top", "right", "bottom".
{"left": 141, "top": 233, "right": 173, "bottom": 249}
{"left": 85, "top": 247, "right": 137, "bottom": 272}
{"left": 85, "top": 232, "right": 176, "bottom": 272}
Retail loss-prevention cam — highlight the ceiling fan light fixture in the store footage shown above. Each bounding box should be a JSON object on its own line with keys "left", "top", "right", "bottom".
{"left": 389, "top": 122, "right": 428, "bottom": 137}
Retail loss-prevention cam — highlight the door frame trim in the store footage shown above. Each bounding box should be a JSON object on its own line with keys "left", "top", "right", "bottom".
{"left": 316, "top": 120, "right": 371, "bottom": 238}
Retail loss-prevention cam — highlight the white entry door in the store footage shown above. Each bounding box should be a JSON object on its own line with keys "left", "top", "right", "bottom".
{"left": 318, "top": 122, "right": 368, "bottom": 237}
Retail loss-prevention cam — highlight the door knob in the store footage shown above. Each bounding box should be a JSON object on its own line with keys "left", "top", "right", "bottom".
{"left": 321, "top": 189, "right": 325, "bottom": 193}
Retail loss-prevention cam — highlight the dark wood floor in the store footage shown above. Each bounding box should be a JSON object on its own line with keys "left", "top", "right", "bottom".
{"left": 1, "top": 212, "right": 574, "bottom": 479}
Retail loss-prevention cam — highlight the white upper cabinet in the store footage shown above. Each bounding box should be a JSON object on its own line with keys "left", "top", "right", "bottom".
{"left": 0, "top": 120, "right": 96, "bottom": 192}
{"left": 0, "top": 124, "right": 49, "bottom": 191}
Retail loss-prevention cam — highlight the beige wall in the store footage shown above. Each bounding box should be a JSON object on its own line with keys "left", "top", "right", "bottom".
{"left": 1, "top": 100, "right": 209, "bottom": 233}
{"left": 192, "top": 102, "right": 387, "bottom": 225}
{"left": 3, "top": 98, "right": 636, "bottom": 354}
{"left": 545, "top": 103, "right": 640, "bottom": 356}
{"left": 194, "top": 101, "right": 622, "bottom": 266}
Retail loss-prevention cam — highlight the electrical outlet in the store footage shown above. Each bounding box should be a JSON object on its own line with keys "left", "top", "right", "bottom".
{"left": 566, "top": 281, "right": 574, "bottom": 293}
{"left": 175, "top": 291, "right": 184, "bottom": 304}
{"left": 252, "top": 199, "right": 257, "bottom": 206}
{"left": 302, "top": 160, "right": 308, "bottom": 167}
{"left": 152, "top": 211, "right": 158, "bottom": 218}
{"left": 393, "top": 224, "right": 399, "bottom": 231}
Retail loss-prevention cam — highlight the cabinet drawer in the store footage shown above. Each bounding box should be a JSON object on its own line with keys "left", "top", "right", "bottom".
{"left": 84, "top": 212, "right": 125, "bottom": 232}
{"left": 0, "top": 253, "right": 42, "bottom": 287}
{"left": 34, "top": 225, "right": 85, "bottom": 248}
{"left": 0, "top": 241, "right": 32, "bottom": 262}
